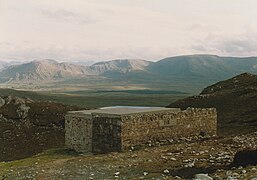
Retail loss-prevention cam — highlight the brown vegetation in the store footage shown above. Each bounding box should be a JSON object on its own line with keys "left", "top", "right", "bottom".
{"left": 168, "top": 73, "right": 257, "bottom": 136}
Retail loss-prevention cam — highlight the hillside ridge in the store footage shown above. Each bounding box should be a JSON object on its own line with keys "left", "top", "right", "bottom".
{"left": 168, "top": 72, "right": 257, "bottom": 135}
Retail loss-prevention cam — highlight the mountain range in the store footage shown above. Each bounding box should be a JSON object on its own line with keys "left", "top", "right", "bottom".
{"left": 0, "top": 59, "right": 152, "bottom": 82}
{"left": 0, "top": 61, "right": 23, "bottom": 71}
{"left": 0, "top": 59, "right": 93, "bottom": 83}
{"left": 1, "top": 55, "right": 257, "bottom": 93}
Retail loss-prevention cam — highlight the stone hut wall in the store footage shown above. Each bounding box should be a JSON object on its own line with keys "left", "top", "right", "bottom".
{"left": 92, "top": 114, "right": 122, "bottom": 153}
{"left": 121, "top": 108, "right": 217, "bottom": 149}
{"left": 65, "top": 108, "right": 217, "bottom": 153}
{"left": 65, "top": 114, "right": 93, "bottom": 152}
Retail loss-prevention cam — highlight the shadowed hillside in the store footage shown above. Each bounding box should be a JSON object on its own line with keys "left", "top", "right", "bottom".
{"left": 168, "top": 73, "right": 257, "bottom": 136}
{"left": 0, "top": 96, "right": 82, "bottom": 161}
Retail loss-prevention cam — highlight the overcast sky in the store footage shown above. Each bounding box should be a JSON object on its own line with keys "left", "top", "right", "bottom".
{"left": 1, "top": 0, "right": 257, "bottom": 62}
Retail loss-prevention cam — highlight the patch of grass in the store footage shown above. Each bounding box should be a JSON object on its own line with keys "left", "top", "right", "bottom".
{"left": 0, "top": 148, "right": 77, "bottom": 175}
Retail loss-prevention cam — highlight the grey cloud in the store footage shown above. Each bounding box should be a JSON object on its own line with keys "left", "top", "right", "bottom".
{"left": 0, "top": 42, "right": 13, "bottom": 46}
{"left": 188, "top": 24, "right": 209, "bottom": 31}
{"left": 40, "top": 9, "right": 98, "bottom": 25}
{"left": 0, "top": 44, "right": 120, "bottom": 61}
{"left": 41, "top": 9, "right": 78, "bottom": 22}
{"left": 191, "top": 31, "right": 257, "bottom": 55}
{"left": 220, "top": 39, "right": 257, "bottom": 53}
{"left": 0, "top": 43, "right": 164, "bottom": 62}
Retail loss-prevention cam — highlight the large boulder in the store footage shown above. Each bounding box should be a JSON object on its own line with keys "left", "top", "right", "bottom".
{"left": 17, "top": 104, "right": 30, "bottom": 119}
{"left": 231, "top": 149, "right": 257, "bottom": 167}
{"left": 0, "top": 96, "right": 32, "bottom": 121}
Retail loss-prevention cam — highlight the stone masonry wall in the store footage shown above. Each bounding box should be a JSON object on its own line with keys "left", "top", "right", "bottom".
{"left": 92, "top": 114, "right": 122, "bottom": 154}
{"left": 65, "top": 108, "right": 217, "bottom": 153}
{"left": 65, "top": 114, "right": 92, "bottom": 153}
{"left": 121, "top": 108, "right": 217, "bottom": 149}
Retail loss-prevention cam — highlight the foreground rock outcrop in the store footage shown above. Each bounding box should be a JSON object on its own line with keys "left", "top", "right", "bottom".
{"left": 0, "top": 96, "right": 82, "bottom": 161}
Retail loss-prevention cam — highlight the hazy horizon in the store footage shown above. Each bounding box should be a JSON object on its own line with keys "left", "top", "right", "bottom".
{"left": 2, "top": 54, "right": 257, "bottom": 63}
{"left": 1, "top": 0, "right": 257, "bottom": 62}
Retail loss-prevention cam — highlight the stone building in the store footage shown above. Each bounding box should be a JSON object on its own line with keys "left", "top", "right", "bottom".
{"left": 65, "top": 106, "right": 217, "bottom": 153}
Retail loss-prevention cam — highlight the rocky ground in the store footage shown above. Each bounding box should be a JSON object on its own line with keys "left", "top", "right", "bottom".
{"left": 1, "top": 132, "right": 257, "bottom": 179}
{"left": 0, "top": 96, "right": 82, "bottom": 161}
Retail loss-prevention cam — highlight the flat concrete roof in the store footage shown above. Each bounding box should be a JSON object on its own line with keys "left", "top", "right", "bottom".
{"left": 67, "top": 106, "right": 180, "bottom": 116}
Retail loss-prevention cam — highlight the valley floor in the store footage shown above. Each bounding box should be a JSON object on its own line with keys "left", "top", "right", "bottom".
{"left": 1, "top": 132, "right": 257, "bottom": 179}
{"left": 0, "top": 87, "right": 187, "bottom": 108}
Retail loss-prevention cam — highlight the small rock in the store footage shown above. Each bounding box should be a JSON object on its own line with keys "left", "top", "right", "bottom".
{"left": 114, "top": 172, "right": 120, "bottom": 176}
{"left": 187, "top": 161, "right": 195, "bottom": 167}
{"left": 241, "top": 170, "right": 246, "bottom": 174}
{"left": 226, "top": 170, "right": 232, "bottom": 176}
{"left": 174, "top": 176, "right": 182, "bottom": 179}
{"left": 194, "top": 173, "right": 213, "bottom": 180}
{"left": 0, "top": 97, "right": 5, "bottom": 108}
{"left": 143, "top": 172, "right": 148, "bottom": 176}
{"left": 199, "top": 151, "right": 205, "bottom": 154}
{"left": 161, "top": 156, "right": 168, "bottom": 160}
{"left": 232, "top": 172, "right": 239, "bottom": 176}
{"left": 163, "top": 169, "right": 169, "bottom": 174}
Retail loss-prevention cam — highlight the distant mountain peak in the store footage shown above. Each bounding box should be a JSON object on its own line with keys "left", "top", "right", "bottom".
{"left": 92, "top": 59, "right": 149, "bottom": 65}
{"left": 32, "top": 59, "right": 58, "bottom": 64}
{"left": 91, "top": 59, "right": 152, "bottom": 74}
{"left": 0, "top": 59, "right": 92, "bottom": 83}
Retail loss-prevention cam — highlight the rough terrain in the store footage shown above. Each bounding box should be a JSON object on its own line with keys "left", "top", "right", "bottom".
{"left": 1, "top": 132, "right": 257, "bottom": 179}
{"left": 168, "top": 73, "right": 257, "bottom": 136}
{"left": 0, "top": 96, "right": 82, "bottom": 161}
